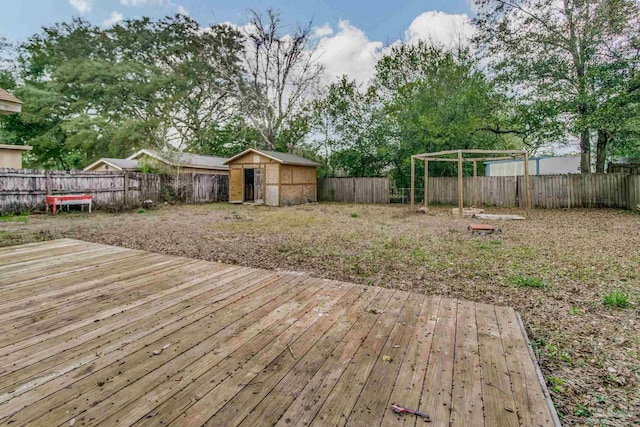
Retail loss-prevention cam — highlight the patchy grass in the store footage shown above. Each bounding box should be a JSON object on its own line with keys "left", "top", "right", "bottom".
{"left": 506, "top": 275, "right": 546, "bottom": 288}
{"left": 0, "top": 203, "right": 639, "bottom": 425}
{"left": 136, "top": 208, "right": 146, "bottom": 214}
{"left": 603, "top": 290, "right": 631, "bottom": 309}
{"left": 0, "top": 212, "right": 29, "bottom": 223}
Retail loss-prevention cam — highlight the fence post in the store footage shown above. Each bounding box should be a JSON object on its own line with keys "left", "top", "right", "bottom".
{"left": 45, "top": 170, "right": 51, "bottom": 196}
{"left": 123, "top": 171, "right": 129, "bottom": 207}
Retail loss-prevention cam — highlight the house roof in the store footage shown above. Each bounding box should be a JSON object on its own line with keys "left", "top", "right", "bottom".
{"left": 83, "top": 158, "right": 140, "bottom": 171}
{"left": 0, "top": 88, "right": 22, "bottom": 105}
{"left": 224, "top": 148, "right": 320, "bottom": 167}
{"left": 128, "top": 149, "right": 229, "bottom": 170}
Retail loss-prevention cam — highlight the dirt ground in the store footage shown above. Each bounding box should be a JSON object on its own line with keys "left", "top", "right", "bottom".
{"left": 1, "top": 203, "right": 639, "bottom": 426}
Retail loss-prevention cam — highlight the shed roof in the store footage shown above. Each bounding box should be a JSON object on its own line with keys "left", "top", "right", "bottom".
{"left": 127, "top": 149, "right": 229, "bottom": 170}
{"left": 224, "top": 148, "right": 320, "bottom": 166}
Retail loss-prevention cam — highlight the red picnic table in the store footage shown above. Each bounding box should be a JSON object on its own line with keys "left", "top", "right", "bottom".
{"left": 45, "top": 194, "right": 93, "bottom": 215}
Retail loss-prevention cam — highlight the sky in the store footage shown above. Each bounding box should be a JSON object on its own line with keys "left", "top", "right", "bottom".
{"left": 1, "top": 0, "right": 477, "bottom": 84}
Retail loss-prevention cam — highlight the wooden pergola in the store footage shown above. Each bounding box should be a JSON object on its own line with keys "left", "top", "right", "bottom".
{"left": 410, "top": 149, "right": 532, "bottom": 217}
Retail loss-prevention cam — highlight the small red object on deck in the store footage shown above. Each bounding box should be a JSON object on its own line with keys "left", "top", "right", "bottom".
{"left": 46, "top": 194, "right": 93, "bottom": 215}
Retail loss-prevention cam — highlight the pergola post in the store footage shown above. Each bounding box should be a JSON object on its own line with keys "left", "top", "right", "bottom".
{"left": 457, "top": 150, "right": 463, "bottom": 217}
{"left": 523, "top": 152, "right": 532, "bottom": 217}
{"left": 473, "top": 160, "right": 478, "bottom": 207}
{"left": 410, "top": 156, "right": 415, "bottom": 210}
{"left": 424, "top": 160, "right": 429, "bottom": 207}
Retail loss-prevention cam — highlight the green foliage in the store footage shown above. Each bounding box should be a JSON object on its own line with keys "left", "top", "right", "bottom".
{"left": 603, "top": 290, "right": 630, "bottom": 308}
{"left": 136, "top": 208, "right": 146, "bottom": 214}
{"left": 574, "top": 403, "right": 591, "bottom": 417}
{"left": 506, "top": 276, "right": 546, "bottom": 288}
{"left": 350, "top": 212, "right": 359, "bottom": 218}
{"left": 0, "top": 212, "right": 29, "bottom": 222}
{"left": 3, "top": 16, "right": 244, "bottom": 169}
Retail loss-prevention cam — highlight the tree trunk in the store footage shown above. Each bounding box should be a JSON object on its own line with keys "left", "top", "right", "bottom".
{"left": 580, "top": 128, "right": 591, "bottom": 174}
{"left": 595, "top": 129, "right": 609, "bottom": 173}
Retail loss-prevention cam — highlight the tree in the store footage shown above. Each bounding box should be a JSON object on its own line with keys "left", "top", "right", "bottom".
{"left": 311, "top": 77, "right": 390, "bottom": 177}
{"left": 473, "top": 0, "right": 640, "bottom": 173}
{"left": 3, "top": 16, "right": 245, "bottom": 168}
{"left": 232, "top": 9, "right": 324, "bottom": 151}
{"left": 375, "top": 41, "right": 515, "bottom": 186}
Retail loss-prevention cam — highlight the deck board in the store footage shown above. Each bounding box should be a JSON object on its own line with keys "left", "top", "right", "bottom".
{"left": 0, "top": 239, "right": 558, "bottom": 426}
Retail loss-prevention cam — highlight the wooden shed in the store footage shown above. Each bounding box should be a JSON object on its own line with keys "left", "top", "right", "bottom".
{"left": 224, "top": 149, "right": 319, "bottom": 206}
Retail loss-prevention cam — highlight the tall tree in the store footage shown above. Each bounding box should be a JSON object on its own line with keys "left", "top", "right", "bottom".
{"left": 474, "top": 0, "right": 640, "bottom": 173}
{"left": 4, "top": 16, "right": 244, "bottom": 168}
{"left": 230, "top": 9, "right": 324, "bottom": 151}
{"left": 311, "top": 76, "right": 390, "bottom": 177}
{"left": 375, "top": 41, "right": 514, "bottom": 186}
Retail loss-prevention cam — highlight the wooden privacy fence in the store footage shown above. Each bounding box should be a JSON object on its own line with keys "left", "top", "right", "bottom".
{"left": 421, "top": 173, "right": 640, "bottom": 210}
{"left": 317, "top": 177, "right": 390, "bottom": 204}
{"left": 319, "top": 174, "right": 640, "bottom": 209}
{"left": 0, "top": 169, "right": 229, "bottom": 213}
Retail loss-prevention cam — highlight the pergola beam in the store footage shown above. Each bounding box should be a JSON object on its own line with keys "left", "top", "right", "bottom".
{"left": 414, "top": 149, "right": 526, "bottom": 159}
{"left": 411, "top": 148, "right": 532, "bottom": 218}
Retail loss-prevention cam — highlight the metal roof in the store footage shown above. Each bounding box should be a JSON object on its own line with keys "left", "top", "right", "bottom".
{"left": 224, "top": 148, "right": 320, "bottom": 166}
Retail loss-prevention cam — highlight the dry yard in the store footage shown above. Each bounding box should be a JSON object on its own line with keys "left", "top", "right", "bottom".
{"left": 1, "top": 203, "right": 639, "bottom": 426}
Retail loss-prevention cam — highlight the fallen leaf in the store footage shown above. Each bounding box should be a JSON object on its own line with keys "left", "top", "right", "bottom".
{"left": 146, "top": 411, "right": 158, "bottom": 418}
{"left": 382, "top": 355, "right": 393, "bottom": 362}
{"left": 69, "top": 418, "right": 76, "bottom": 426}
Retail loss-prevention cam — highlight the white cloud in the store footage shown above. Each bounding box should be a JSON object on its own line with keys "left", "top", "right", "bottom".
{"left": 69, "top": 0, "right": 92, "bottom": 14}
{"left": 315, "top": 20, "right": 383, "bottom": 85}
{"left": 102, "top": 11, "right": 124, "bottom": 27}
{"left": 311, "top": 11, "right": 473, "bottom": 86}
{"left": 120, "top": 0, "right": 163, "bottom": 6}
{"left": 312, "top": 24, "right": 333, "bottom": 39}
{"left": 405, "top": 11, "right": 475, "bottom": 47}
{"left": 177, "top": 5, "right": 188, "bottom": 15}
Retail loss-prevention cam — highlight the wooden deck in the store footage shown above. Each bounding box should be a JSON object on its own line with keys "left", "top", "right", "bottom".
{"left": 0, "top": 239, "right": 559, "bottom": 427}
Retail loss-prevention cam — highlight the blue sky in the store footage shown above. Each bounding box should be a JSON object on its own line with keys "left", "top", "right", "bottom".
{"left": 1, "top": 1, "right": 474, "bottom": 43}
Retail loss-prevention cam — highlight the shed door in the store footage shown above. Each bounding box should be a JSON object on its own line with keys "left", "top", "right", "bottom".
{"left": 230, "top": 167, "right": 243, "bottom": 203}
{"left": 254, "top": 167, "right": 264, "bottom": 204}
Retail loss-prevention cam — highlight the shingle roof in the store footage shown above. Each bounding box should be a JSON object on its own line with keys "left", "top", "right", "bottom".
{"left": 258, "top": 150, "right": 321, "bottom": 166}
{"left": 135, "top": 149, "right": 229, "bottom": 170}
{"left": 224, "top": 148, "right": 320, "bottom": 166}
{"left": 102, "top": 158, "right": 140, "bottom": 170}
{"left": 0, "top": 88, "right": 22, "bottom": 104}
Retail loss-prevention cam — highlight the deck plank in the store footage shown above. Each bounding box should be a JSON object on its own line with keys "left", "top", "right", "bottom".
{"left": 347, "top": 292, "right": 424, "bottom": 426}
{"left": 309, "top": 290, "right": 409, "bottom": 426}
{"left": 417, "top": 297, "right": 458, "bottom": 427}
{"left": 476, "top": 303, "right": 520, "bottom": 427}
{"left": 274, "top": 288, "right": 396, "bottom": 427}
{"left": 380, "top": 296, "right": 441, "bottom": 427}
{"left": 0, "top": 240, "right": 558, "bottom": 427}
{"left": 495, "top": 306, "right": 556, "bottom": 427}
{"left": 235, "top": 286, "right": 382, "bottom": 427}
{"left": 450, "top": 300, "right": 484, "bottom": 427}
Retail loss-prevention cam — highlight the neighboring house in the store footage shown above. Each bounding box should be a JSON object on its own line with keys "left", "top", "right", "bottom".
{"left": 485, "top": 155, "right": 581, "bottom": 176}
{"left": 84, "top": 149, "right": 229, "bottom": 175}
{"left": 83, "top": 158, "right": 140, "bottom": 172}
{"left": 224, "top": 148, "right": 319, "bottom": 206}
{"left": 0, "top": 88, "right": 31, "bottom": 169}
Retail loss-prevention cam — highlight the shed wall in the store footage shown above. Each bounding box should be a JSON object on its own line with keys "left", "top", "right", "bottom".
{"left": 279, "top": 164, "right": 317, "bottom": 206}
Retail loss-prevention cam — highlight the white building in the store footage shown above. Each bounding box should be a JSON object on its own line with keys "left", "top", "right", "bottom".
{"left": 484, "top": 155, "right": 581, "bottom": 176}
